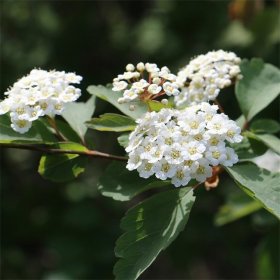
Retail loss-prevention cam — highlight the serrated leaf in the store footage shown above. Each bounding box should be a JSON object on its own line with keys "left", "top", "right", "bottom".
{"left": 87, "top": 85, "right": 147, "bottom": 119}
{"left": 215, "top": 189, "right": 262, "bottom": 226}
{"left": 38, "top": 142, "right": 88, "bottom": 182}
{"left": 114, "top": 188, "right": 196, "bottom": 280}
{"left": 250, "top": 119, "right": 280, "bottom": 134}
{"left": 0, "top": 114, "right": 55, "bottom": 144}
{"left": 226, "top": 162, "right": 280, "bottom": 219}
{"left": 87, "top": 113, "right": 136, "bottom": 132}
{"left": 98, "top": 161, "right": 170, "bottom": 201}
{"left": 235, "top": 58, "right": 280, "bottom": 121}
{"left": 62, "top": 95, "right": 96, "bottom": 140}
{"left": 117, "top": 133, "right": 130, "bottom": 148}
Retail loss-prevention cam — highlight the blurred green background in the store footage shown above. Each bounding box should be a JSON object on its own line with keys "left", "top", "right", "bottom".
{"left": 1, "top": 0, "right": 279, "bottom": 279}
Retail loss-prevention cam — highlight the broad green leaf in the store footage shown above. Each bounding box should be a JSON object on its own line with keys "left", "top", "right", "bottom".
{"left": 62, "top": 95, "right": 96, "bottom": 140}
{"left": 245, "top": 131, "right": 280, "bottom": 155}
{"left": 231, "top": 136, "right": 267, "bottom": 160}
{"left": 226, "top": 162, "right": 280, "bottom": 219}
{"left": 0, "top": 114, "right": 55, "bottom": 144}
{"left": 54, "top": 119, "right": 81, "bottom": 143}
{"left": 251, "top": 119, "right": 280, "bottom": 134}
{"left": 215, "top": 190, "right": 262, "bottom": 226}
{"left": 235, "top": 58, "right": 280, "bottom": 121}
{"left": 86, "top": 113, "right": 136, "bottom": 132}
{"left": 146, "top": 100, "right": 172, "bottom": 112}
{"left": 114, "top": 188, "right": 196, "bottom": 280}
{"left": 235, "top": 115, "right": 246, "bottom": 129}
{"left": 87, "top": 85, "right": 147, "bottom": 119}
{"left": 98, "top": 161, "right": 170, "bottom": 201}
{"left": 254, "top": 134, "right": 280, "bottom": 155}
{"left": 117, "top": 133, "right": 130, "bottom": 148}
{"left": 38, "top": 142, "right": 88, "bottom": 182}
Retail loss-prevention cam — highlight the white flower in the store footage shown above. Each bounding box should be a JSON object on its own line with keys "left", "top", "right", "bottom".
{"left": 112, "top": 81, "right": 128, "bottom": 91}
{"left": 112, "top": 62, "right": 180, "bottom": 104}
{"left": 148, "top": 84, "right": 162, "bottom": 95}
{"left": 126, "top": 103, "right": 242, "bottom": 187}
{"left": 174, "top": 50, "right": 241, "bottom": 107}
{"left": 0, "top": 69, "right": 82, "bottom": 133}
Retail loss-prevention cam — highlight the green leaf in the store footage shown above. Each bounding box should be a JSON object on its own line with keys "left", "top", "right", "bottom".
{"left": 226, "top": 162, "right": 280, "bottom": 219}
{"left": 146, "top": 100, "right": 172, "bottom": 112}
{"left": 117, "top": 133, "right": 130, "bottom": 148}
{"left": 235, "top": 58, "right": 280, "bottom": 121}
{"left": 251, "top": 119, "right": 280, "bottom": 134}
{"left": 87, "top": 85, "right": 147, "bottom": 119}
{"left": 54, "top": 119, "right": 82, "bottom": 143}
{"left": 86, "top": 113, "right": 136, "bottom": 132}
{"left": 0, "top": 114, "right": 55, "bottom": 144}
{"left": 215, "top": 189, "right": 262, "bottom": 226}
{"left": 38, "top": 142, "right": 88, "bottom": 182}
{"left": 114, "top": 187, "right": 196, "bottom": 280}
{"left": 231, "top": 136, "right": 267, "bottom": 160}
{"left": 62, "top": 95, "right": 96, "bottom": 140}
{"left": 98, "top": 161, "right": 170, "bottom": 201}
{"left": 246, "top": 131, "right": 280, "bottom": 155}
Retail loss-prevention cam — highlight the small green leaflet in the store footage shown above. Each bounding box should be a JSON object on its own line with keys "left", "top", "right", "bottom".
{"left": 38, "top": 142, "right": 88, "bottom": 182}
{"left": 87, "top": 113, "right": 136, "bottom": 132}
{"left": 87, "top": 85, "right": 147, "bottom": 119}
{"left": 146, "top": 100, "right": 172, "bottom": 112}
{"left": 117, "top": 133, "right": 129, "bottom": 148}
{"left": 235, "top": 58, "right": 280, "bottom": 121}
{"left": 114, "top": 188, "right": 196, "bottom": 280}
{"left": 226, "top": 162, "right": 280, "bottom": 219}
{"left": 98, "top": 161, "right": 170, "bottom": 201}
{"left": 62, "top": 95, "right": 96, "bottom": 140}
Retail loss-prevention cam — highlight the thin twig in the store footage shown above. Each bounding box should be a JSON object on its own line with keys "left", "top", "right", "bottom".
{"left": 0, "top": 143, "right": 128, "bottom": 161}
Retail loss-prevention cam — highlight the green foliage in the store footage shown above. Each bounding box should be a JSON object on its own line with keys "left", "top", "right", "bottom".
{"left": 250, "top": 119, "right": 280, "bottom": 134}
{"left": 98, "top": 161, "right": 170, "bottom": 201}
{"left": 226, "top": 162, "right": 280, "bottom": 219}
{"left": 117, "top": 133, "right": 130, "bottom": 148}
{"left": 215, "top": 188, "right": 262, "bottom": 226}
{"left": 62, "top": 95, "right": 96, "bottom": 140}
{"left": 87, "top": 85, "right": 147, "bottom": 119}
{"left": 38, "top": 142, "right": 88, "bottom": 182}
{"left": 114, "top": 188, "right": 196, "bottom": 280}
{"left": 146, "top": 100, "right": 172, "bottom": 112}
{"left": 87, "top": 113, "right": 136, "bottom": 132}
{"left": 235, "top": 58, "right": 280, "bottom": 121}
{"left": 245, "top": 131, "right": 280, "bottom": 155}
{"left": 0, "top": 114, "right": 56, "bottom": 144}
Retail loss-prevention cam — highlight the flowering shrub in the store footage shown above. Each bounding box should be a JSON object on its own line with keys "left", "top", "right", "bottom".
{"left": 1, "top": 50, "right": 280, "bottom": 280}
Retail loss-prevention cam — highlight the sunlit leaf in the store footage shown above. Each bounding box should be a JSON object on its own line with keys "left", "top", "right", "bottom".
{"left": 87, "top": 85, "right": 147, "bottom": 119}
{"left": 117, "top": 133, "right": 130, "bottom": 148}
{"left": 235, "top": 58, "right": 280, "bottom": 121}
{"left": 250, "top": 119, "right": 280, "bottom": 134}
{"left": 87, "top": 113, "right": 136, "bottom": 132}
{"left": 62, "top": 95, "right": 96, "bottom": 140}
{"left": 38, "top": 142, "right": 88, "bottom": 182}
{"left": 114, "top": 188, "right": 196, "bottom": 280}
{"left": 226, "top": 162, "right": 280, "bottom": 219}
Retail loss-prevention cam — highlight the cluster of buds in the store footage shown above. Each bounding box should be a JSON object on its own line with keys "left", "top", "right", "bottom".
{"left": 0, "top": 69, "right": 82, "bottom": 133}
{"left": 126, "top": 103, "right": 242, "bottom": 187}
{"left": 112, "top": 63, "right": 180, "bottom": 104}
{"left": 174, "top": 50, "right": 241, "bottom": 107}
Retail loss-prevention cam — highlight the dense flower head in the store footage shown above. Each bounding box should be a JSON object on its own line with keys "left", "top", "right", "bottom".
{"left": 174, "top": 50, "right": 241, "bottom": 108}
{"left": 112, "top": 62, "right": 180, "bottom": 104}
{"left": 126, "top": 103, "right": 242, "bottom": 187}
{"left": 0, "top": 69, "right": 82, "bottom": 133}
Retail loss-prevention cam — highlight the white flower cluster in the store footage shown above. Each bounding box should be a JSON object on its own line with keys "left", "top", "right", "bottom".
{"left": 175, "top": 50, "right": 241, "bottom": 108}
{"left": 126, "top": 103, "right": 242, "bottom": 187}
{"left": 0, "top": 69, "right": 82, "bottom": 133}
{"left": 112, "top": 63, "right": 180, "bottom": 104}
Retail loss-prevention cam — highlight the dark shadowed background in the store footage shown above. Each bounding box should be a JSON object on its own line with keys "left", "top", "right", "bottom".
{"left": 1, "top": 0, "right": 279, "bottom": 279}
